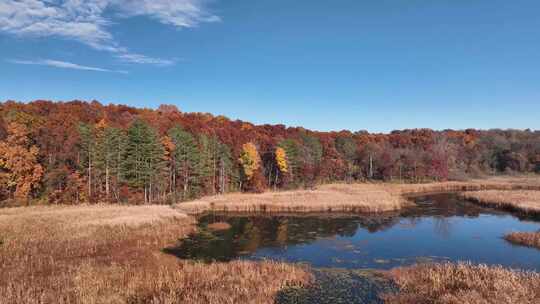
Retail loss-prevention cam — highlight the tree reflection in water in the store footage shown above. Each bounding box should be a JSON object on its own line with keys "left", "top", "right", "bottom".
{"left": 164, "top": 193, "right": 538, "bottom": 266}
{"left": 164, "top": 213, "right": 400, "bottom": 262}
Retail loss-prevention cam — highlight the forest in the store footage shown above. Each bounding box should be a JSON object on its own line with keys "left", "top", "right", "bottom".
{"left": 0, "top": 100, "right": 539, "bottom": 205}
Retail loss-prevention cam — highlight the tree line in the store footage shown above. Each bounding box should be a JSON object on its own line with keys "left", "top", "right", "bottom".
{"left": 0, "top": 100, "right": 539, "bottom": 205}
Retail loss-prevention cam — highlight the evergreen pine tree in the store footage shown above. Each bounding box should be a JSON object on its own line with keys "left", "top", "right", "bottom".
{"left": 94, "top": 121, "right": 127, "bottom": 202}
{"left": 123, "top": 119, "right": 164, "bottom": 203}
{"left": 168, "top": 126, "right": 201, "bottom": 201}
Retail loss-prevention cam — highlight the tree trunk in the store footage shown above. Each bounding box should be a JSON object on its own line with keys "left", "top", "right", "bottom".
{"left": 88, "top": 151, "right": 92, "bottom": 200}
{"left": 369, "top": 154, "right": 373, "bottom": 179}
{"left": 212, "top": 150, "right": 217, "bottom": 195}
{"left": 274, "top": 167, "right": 279, "bottom": 190}
{"left": 183, "top": 166, "right": 189, "bottom": 200}
{"left": 105, "top": 166, "right": 110, "bottom": 202}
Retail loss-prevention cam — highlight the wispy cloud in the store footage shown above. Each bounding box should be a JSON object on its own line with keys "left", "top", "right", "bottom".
{"left": 114, "top": 53, "right": 175, "bottom": 66}
{"left": 9, "top": 59, "right": 128, "bottom": 73}
{"left": 0, "top": 0, "right": 219, "bottom": 66}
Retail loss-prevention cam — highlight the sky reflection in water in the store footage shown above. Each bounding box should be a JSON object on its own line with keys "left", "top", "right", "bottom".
{"left": 166, "top": 194, "right": 540, "bottom": 270}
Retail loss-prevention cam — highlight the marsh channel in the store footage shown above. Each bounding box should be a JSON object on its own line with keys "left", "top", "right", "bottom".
{"left": 167, "top": 193, "right": 540, "bottom": 303}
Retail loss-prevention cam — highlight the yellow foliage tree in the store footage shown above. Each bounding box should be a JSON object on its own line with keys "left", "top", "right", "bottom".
{"left": 238, "top": 142, "right": 261, "bottom": 181}
{"left": 161, "top": 135, "right": 175, "bottom": 160}
{"left": 0, "top": 122, "right": 43, "bottom": 200}
{"left": 275, "top": 147, "right": 288, "bottom": 173}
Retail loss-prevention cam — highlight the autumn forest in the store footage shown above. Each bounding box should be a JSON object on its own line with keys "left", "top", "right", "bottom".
{"left": 1, "top": 100, "right": 539, "bottom": 206}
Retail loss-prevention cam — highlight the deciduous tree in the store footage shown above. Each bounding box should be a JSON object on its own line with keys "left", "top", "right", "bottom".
{"left": 0, "top": 122, "right": 43, "bottom": 201}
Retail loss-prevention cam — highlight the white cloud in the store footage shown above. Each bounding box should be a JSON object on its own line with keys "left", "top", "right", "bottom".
{"left": 9, "top": 58, "right": 128, "bottom": 73}
{"left": 114, "top": 0, "right": 220, "bottom": 28}
{"left": 115, "top": 53, "right": 175, "bottom": 66}
{"left": 0, "top": 0, "right": 218, "bottom": 65}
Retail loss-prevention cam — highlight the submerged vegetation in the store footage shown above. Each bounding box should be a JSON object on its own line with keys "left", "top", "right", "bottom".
{"left": 277, "top": 268, "right": 397, "bottom": 304}
{"left": 383, "top": 262, "right": 540, "bottom": 304}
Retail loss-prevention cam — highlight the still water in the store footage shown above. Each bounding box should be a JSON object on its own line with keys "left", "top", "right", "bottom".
{"left": 166, "top": 194, "right": 540, "bottom": 271}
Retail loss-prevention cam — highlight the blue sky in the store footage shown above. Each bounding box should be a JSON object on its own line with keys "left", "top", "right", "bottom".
{"left": 1, "top": 0, "right": 539, "bottom": 132}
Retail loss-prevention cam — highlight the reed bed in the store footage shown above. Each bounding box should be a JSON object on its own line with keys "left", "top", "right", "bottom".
{"left": 505, "top": 232, "right": 540, "bottom": 250}
{"left": 175, "top": 176, "right": 540, "bottom": 215}
{"left": 3, "top": 176, "right": 540, "bottom": 303}
{"left": 383, "top": 262, "right": 540, "bottom": 304}
{"left": 459, "top": 190, "right": 540, "bottom": 215}
{"left": 175, "top": 184, "right": 404, "bottom": 214}
{"left": 393, "top": 176, "right": 540, "bottom": 196}
{"left": 0, "top": 205, "right": 311, "bottom": 304}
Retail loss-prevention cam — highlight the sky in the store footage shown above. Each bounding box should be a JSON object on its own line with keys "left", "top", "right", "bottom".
{"left": 1, "top": 0, "right": 539, "bottom": 133}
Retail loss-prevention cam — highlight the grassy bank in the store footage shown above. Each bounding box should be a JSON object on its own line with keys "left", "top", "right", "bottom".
{"left": 175, "top": 183, "right": 405, "bottom": 214}
{"left": 383, "top": 262, "right": 540, "bottom": 304}
{"left": 459, "top": 190, "right": 540, "bottom": 215}
{"left": 456, "top": 182, "right": 540, "bottom": 252}
{"left": 3, "top": 176, "right": 540, "bottom": 303}
{"left": 0, "top": 205, "right": 311, "bottom": 304}
{"left": 175, "top": 176, "right": 540, "bottom": 215}
{"left": 505, "top": 232, "right": 540, "bottom": 250}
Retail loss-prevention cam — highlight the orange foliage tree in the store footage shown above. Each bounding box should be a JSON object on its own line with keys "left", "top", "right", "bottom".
{"left": 0, "top": 122, "right": 44, "bottom": 201}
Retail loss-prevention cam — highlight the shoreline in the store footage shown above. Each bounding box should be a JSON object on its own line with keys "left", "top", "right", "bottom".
{"left": 2, "top": 176, "right": 540, "bottom": 303}
{"left": 175, "top": 176, "right": 540, "bottom": 215}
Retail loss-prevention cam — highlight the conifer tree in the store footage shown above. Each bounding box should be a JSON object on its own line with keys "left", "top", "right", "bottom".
{"left": 123, "top": 119, "right": 164, "bottom": 203}
{"left": 199, "top": 134, "right": 224, "bottom": 194}
{"left": 168, "top": 126, "right": 201, "bottom": 201}
{"left": 217, "top": 142, "right": 234, "bottom": 193}
{"left": 94, "top": 120, "right": 126, "bottom": 202}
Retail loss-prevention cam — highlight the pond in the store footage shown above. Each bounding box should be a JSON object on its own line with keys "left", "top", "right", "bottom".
{"left": 167, "top": 193, "right": 540, "bottom": 271}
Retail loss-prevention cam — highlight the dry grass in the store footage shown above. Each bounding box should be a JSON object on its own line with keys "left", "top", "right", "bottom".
{"left": 207, "top": 222, "right": 232, "bottom": 231}
{"left": 459, "top": 190, "right": 540, "bottom": 215}
{"left": 175, "top": 176, "right": 540, "bottom": 215}
{"left": 505, "top": 232, "right": 540, "bottom": 250}
{"left": 0, "top": 204, "right": 189, "bottom": 229}
{"left": 0, "top": 205, "right": 311, "bottom": 304}
{"left": 74, "top": 260, "right": 310, "bottom": 304}
{"left": 3, "top": 176, "right": 540, "bottom": 303}
{"left": 383, "top": 262, "right": 540, "bottom": 304}
{"left": 175, "top": 183, "right": 405, "bottom": 214}
{"left": 393, "top": 175, "right": 540, "bottom": 196}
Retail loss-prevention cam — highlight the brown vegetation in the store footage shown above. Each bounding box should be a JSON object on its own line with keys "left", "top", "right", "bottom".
{"left": 207, "top": 222, "right": 232, "bottom": 231}
{"left": 175, "top": 176, "right": 540, "bottom": 215}
{"left": 0, "top": 205, "right": 311, "bottom": 304}
{"left": 175, "top": 183, "right": 405, "bottom": 214}
{"left": 396, "top": 175, "right": 540, "bottom": 195}
{"left": 459, "top": 189, "right": 540, "bottom": 215}
{"left": 384, "top": 262, "right": 540, "bottom": 304}
{"left": 3, "top": 176, "right": 540, "bottom": 303}
{"left": 505, "top": 232, "right": 540, "bottom": 250}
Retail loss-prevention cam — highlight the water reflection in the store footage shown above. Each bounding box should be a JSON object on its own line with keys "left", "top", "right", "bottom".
{"left": 164, "top": 214, "right": 400, "bottom": 262}
{"left": 165, "top": 193, "right": 540, "bottom": 270}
